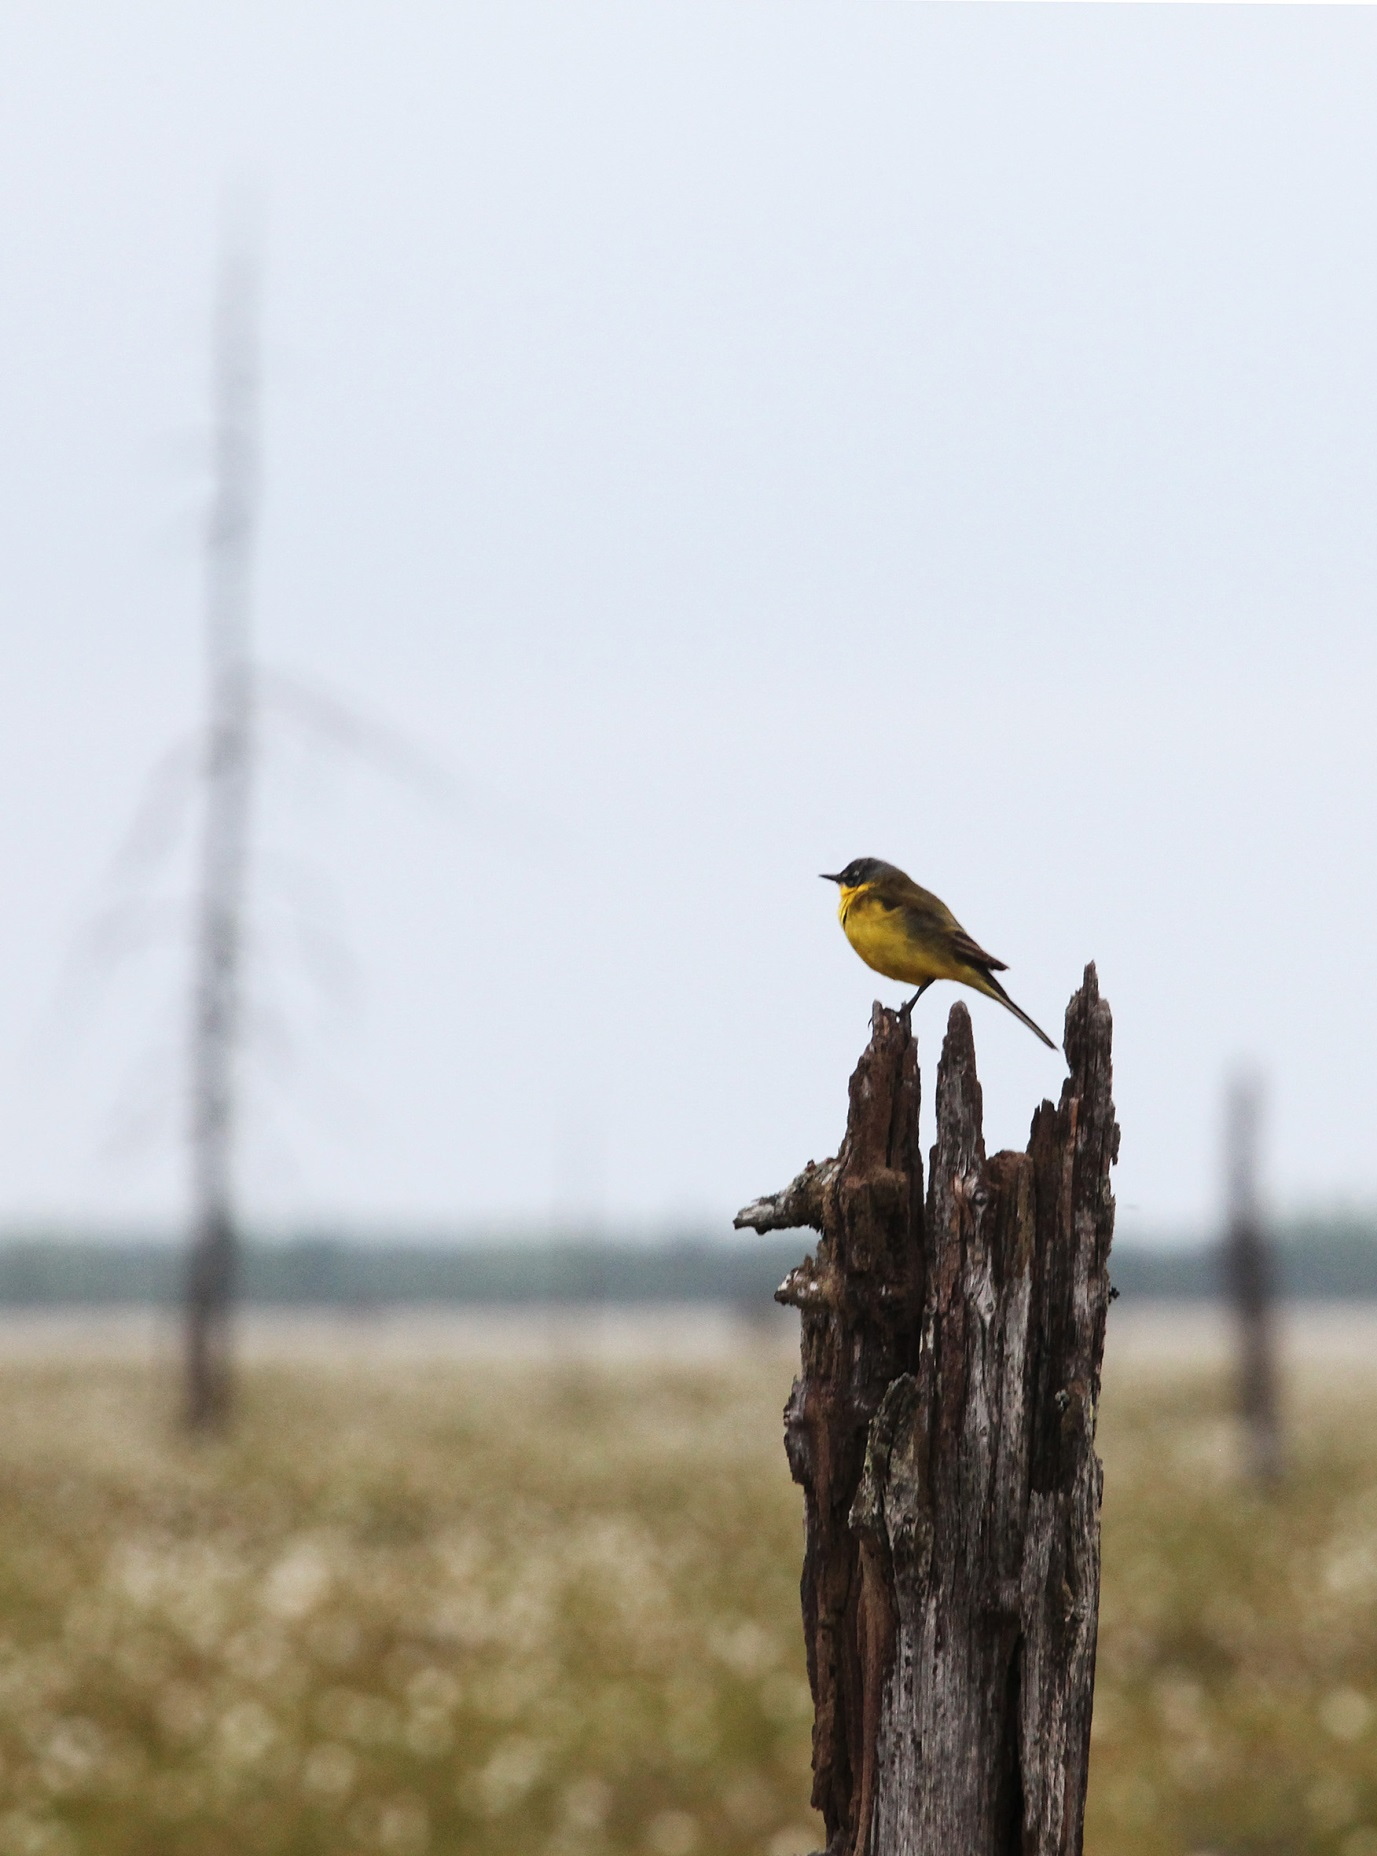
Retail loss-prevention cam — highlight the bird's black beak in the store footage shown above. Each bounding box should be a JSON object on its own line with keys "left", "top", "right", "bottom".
{"left": 819, "top": 872, "right": 843, "bottom": 884}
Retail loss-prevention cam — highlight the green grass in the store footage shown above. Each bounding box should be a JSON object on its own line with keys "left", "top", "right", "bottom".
{"left": 0, "top": 1326, "right": 1371, "bottom": 1855}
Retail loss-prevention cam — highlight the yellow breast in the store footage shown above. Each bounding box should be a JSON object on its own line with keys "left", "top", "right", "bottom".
{"left": 838, "top": 885, "right": 965, "bottom": 987}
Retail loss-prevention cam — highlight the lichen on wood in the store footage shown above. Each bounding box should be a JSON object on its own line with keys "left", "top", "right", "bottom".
{"left": 735, "top": 964, "right": 1118, "bottom": 1856}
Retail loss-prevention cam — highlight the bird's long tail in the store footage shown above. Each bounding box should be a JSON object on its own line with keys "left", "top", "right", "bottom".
{"left": 973, "top": 969, "right": 1058, "bottom": 1051}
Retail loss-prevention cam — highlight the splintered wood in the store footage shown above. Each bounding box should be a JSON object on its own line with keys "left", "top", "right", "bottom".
{"left": 735, "top": 966, "right": 1118, "bottom": 1856}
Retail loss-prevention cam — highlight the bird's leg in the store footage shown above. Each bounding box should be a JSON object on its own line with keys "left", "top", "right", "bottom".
{"left": 899, "top": 980, "right": 933, "bottom": 1023}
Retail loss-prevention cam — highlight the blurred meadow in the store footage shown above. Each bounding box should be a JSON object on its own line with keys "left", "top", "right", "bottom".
{"left": 4, "top": 8, "right": 1377, "bottom": 1855}
{"left": 0, "top": 1309, "right": 1372, "bottom": 1856}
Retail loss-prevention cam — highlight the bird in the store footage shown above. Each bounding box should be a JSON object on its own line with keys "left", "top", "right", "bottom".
{"left": 819, "top": 857, "right": 1056, "bottom": 1049}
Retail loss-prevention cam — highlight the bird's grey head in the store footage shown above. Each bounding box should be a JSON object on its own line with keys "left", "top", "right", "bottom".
{"left": 820, "top": 857, "right": 891, "bottom": 889}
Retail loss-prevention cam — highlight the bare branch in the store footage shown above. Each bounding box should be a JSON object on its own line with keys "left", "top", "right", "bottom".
{"left": 733, "top": 1157, "right": 838, "bottom": 1235}
{"left": 259, "top": 666, "right": 462, "bottom": 815}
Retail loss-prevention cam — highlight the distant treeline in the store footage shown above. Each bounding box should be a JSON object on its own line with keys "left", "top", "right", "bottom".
{"left": 0, "top": 1218, "right": 1373, "bottom": 1305}
{"left": 0, "top": 1235, "right": 804, "bottom": 1309}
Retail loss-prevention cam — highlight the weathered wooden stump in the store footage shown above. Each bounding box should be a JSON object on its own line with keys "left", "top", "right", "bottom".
{"left": 735, "top": 964, "right": 1117, "bottom": 1856}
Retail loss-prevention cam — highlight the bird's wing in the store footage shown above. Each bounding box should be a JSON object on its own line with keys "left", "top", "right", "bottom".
{"left": 895, "top": 886, "right": 1009, "bottom": 973}
{"left": 948, "top": 928, "right": 1008, "bottom": 973}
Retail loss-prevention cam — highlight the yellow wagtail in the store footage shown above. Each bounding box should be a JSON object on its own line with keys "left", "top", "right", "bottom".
{"left": 820, "top": 857, "right": 1056, "bottom": 1049}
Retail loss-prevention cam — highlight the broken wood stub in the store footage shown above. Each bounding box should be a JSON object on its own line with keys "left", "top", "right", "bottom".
{"left": 735, "top": 964, "right": 1118, "bottom": 1856}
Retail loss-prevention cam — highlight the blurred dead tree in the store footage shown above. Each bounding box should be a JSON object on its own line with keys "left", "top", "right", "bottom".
{"left": 1224, "top": 1074, "right": 1282, "bottom": 1486}
{"left": 736, "top": 968, "right": 1117, "bottom": 1854}
{"left": 46, "top": 216, "right": 504, "bottom": 1433}
{"left": 184, "top": 224, "right": 259, "bottom": 1430}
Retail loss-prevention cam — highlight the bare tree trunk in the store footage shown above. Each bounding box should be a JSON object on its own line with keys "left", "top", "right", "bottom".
{"left": 1223, "top": 1075, "right": 1281, "bottom": 1486}
{"left": 735, "top": 965, "right": 1117, "bottom": 1856}
{"left": 185, "top": 227, "right": 259, "bottom": 1431}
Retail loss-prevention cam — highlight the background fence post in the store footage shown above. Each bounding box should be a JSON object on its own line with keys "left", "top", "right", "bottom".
{"left": 1223, "top": 1073, "right": 1282, "bottom": 1486}
{"left": 736, "top": 963, "right": 1117, "bottom": 1856}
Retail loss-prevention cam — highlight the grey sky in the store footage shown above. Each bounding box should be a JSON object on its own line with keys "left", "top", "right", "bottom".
{"left": 2, "top": 4, "right": 1375, "bottom": 1239}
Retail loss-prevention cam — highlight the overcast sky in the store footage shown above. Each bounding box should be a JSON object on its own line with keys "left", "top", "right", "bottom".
{"left": 2, "top": 3, "right": 1375, "bottom": 1241}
